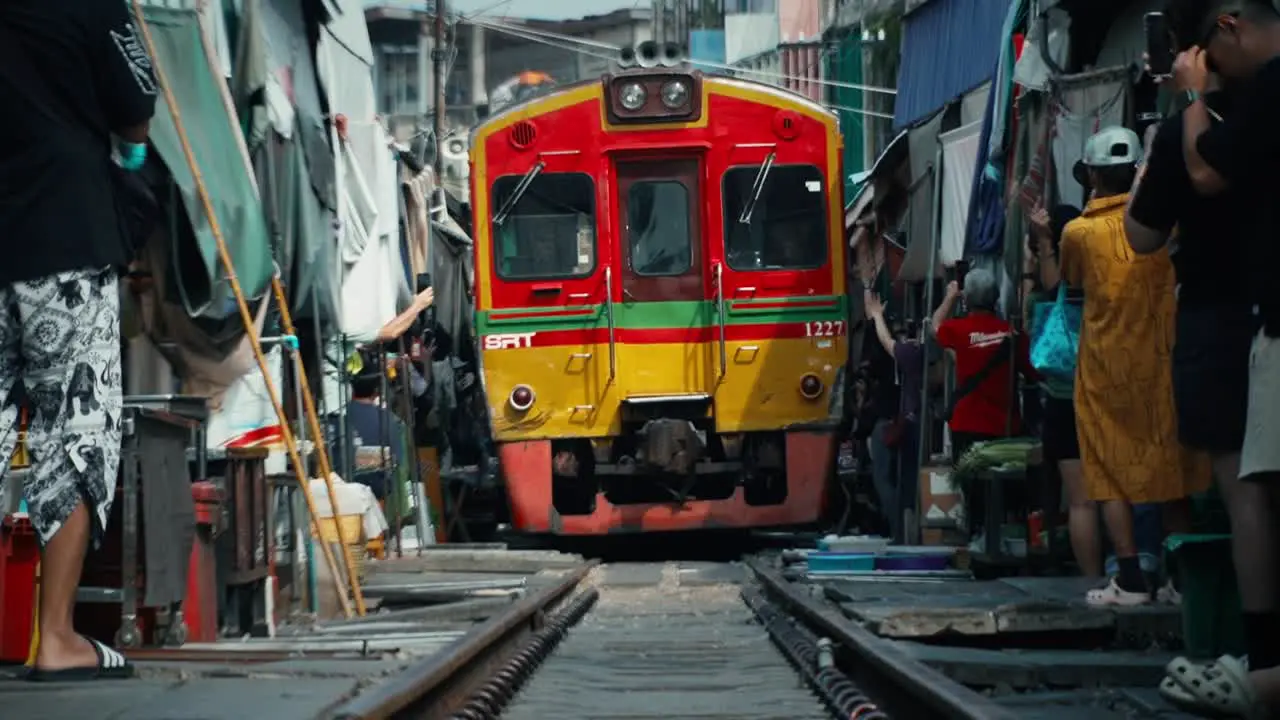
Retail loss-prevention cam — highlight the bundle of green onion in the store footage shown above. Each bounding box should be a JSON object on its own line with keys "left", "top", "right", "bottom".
{"left": 949, "top": 437, "right": 1038, "bottom": 494}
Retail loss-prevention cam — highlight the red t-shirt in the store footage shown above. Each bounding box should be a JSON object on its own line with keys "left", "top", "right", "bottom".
{"left": 936, "top": 313, "right": 1036, "bottom": 437}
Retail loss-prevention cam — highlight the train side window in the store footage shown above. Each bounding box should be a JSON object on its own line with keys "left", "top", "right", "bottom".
{"left": 627, "top": 181, "right": 692, "bottom": 276}
{"left": 722, "top": 164, "right": 828, "bottom": 271}
{"left": 492, "top": 172, "right": 596, "bottom": 280}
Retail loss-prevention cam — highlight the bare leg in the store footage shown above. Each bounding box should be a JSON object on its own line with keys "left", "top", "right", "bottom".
{"left": 32, "top": 501, "right": 98, "bottom": 671}
{"left": 1101, "top": 499, "right": 1137, "bottom": 556}
{"left": 1215, "top": 457, "right": 1279, "bottom": 611}
{"left": 1249, "top": 665, "right": 1280, "bottom": 712}
{"left": 1061, "top": 459, "right": 1101, "bottom": 577}
{"left": 1101, "top": 499, "right": 1147, "bottom": 592}
{"left": 1223, "top": 465, "right": 1280, "bottom": 670}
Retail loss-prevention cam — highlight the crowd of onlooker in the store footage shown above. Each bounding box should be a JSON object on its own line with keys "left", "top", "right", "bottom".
{"left": 855, "top": 1, "right": 1280, "bottom": 716}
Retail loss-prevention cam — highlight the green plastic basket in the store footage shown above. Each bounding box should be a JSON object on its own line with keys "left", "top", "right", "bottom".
{"left": 1165, "top": 533, "right": 1245, "bottom": 659}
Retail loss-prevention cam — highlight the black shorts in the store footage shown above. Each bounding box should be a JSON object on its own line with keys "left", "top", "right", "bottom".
{"left": 1041, "top": 395, "right": 1080, "bottom": 462}
{"left": 1172, "top": 302, "right": 1254, "bottom": 455}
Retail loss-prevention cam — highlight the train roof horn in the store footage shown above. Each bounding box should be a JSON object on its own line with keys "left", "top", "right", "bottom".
{"left": 658, "top": 42, "right": 686, "bottom": 68}
{"left": 617, "top": 45, "right": 638, "bottom": 69}
{"left": 635, "top": 40, "right": 660, "bottom": 68}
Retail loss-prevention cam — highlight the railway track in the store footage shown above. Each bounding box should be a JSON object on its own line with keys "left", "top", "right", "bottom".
{"left": 329, "top": 556, "right": 1017, "bottom": 720}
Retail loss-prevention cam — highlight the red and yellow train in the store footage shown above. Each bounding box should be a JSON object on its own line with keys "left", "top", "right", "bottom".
{"left": 469, "top": 42, "right": 848, "bottom": 535}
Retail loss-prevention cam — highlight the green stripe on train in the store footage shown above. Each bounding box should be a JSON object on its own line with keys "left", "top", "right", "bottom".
{"left": 476, "top": 296, "right": 848, "bottom": 333}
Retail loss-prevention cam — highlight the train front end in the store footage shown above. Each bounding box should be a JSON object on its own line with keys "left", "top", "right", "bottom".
{"left": 472, "top": 60, "right": 847, "bottom": 535}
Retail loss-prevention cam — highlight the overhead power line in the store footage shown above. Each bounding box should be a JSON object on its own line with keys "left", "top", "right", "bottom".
{"left": 463, "top": 14, "right": 897, "bottom": 97}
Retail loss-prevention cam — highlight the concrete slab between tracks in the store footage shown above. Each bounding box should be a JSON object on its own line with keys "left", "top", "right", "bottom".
{"left": 0, "top": 675, "right": 362, "bottom": 720}
{"left": 993, "top": 687, "right": 1203, "bottom": 718}
{"left": 895, "top": 641, "right": 1177, "bottom": 689}
{"left": 0, "top": 551, "right": 591, "bottom": 719}
{"left": 821, "top": 575, "right": 1180, "bottom": 642}
{"left": 597, "top": 562, "right": 665, "bottom": 586}
{"left": 676, "top": 561, "right": 748, "bottom": 586}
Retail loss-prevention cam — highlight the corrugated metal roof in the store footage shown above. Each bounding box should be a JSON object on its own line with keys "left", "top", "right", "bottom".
{"left": 892, "top": 0, "right": 1011, "bottom": 129}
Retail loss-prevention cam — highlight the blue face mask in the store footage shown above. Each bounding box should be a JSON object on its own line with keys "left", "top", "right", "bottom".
{"left": 116, "top": 141, "right": 147, "bottom": 171}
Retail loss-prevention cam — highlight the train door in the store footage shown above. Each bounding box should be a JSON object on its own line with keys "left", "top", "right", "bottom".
{"left": 613, "top": 158, "right": 713, "bottom": 398}
{"left": 712, "top": 156, "right": 845, "bottom": 432}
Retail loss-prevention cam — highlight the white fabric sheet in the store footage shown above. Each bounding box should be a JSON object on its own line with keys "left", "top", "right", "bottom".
{"left": 317, "top": 2, "right": 411, "bottom": 339}
{"left": 938, "top": 121, "right": 983, "bottom": 267}
{"left": 1050, "top": 77, "right": 1127, "bottom": 209}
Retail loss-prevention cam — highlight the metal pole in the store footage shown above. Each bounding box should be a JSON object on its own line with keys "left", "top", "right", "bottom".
{"left": 432, "top": 0, "right": 447, "bottom": 182}
{"left": 916, "top": 152, "right": 942, "bottom": 545}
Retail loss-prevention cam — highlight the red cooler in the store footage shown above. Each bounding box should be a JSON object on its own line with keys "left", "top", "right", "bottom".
{"left": 0, "top": 516, "right": 38, "bottom": 663}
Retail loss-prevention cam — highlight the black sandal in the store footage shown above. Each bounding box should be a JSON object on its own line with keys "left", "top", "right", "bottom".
{"left": 25, "top": 636, "right": 135, "bottom": 682}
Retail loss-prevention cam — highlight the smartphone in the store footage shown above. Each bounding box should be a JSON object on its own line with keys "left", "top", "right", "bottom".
{"left": 1145, "top": 12, "right": 1174, "bottom": 77}
{"left": 954, "top": 260, "right": 970, "bottom": 290}
{"left": 415, "top": 272, "right": 432, "bottom": 293}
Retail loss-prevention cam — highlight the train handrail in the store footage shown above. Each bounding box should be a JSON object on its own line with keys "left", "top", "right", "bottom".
{"left": 605, "top": 267, "right": 617, "bottom": 382}
{"left": 714, "top": 262, "right": 727, "bottom": 381}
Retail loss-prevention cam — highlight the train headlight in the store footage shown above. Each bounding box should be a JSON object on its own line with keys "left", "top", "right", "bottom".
{"left": 509, "top": 384, "right": 536, "bottom": 412}
{"left": 799, "top": 374, "right": 824, "bottom": 400}
{"left": 619, "top": 82, "right": 647, "bottom": 111}
{"left": 660, "top": 80, "right": 690, "bottom": 109}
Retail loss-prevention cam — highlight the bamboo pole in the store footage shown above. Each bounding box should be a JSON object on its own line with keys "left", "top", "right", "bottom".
{"left": 128, "top": 0, "right": 363, "bottom": 617}
{"left": 269, "top": 276, "right": 368, "bottom": 613}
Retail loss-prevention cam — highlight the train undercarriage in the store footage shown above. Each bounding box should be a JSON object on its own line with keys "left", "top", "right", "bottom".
{"left": 497, "top": 398, "right": 835, "bottom": 535}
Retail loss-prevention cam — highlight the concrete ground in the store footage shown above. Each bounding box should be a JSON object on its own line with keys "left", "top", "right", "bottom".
{"left": 1, "top": 548, "right": 583, "bottom": 720}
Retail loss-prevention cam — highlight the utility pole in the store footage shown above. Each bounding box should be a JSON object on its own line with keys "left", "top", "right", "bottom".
{"left": 432, "top": 0, "right": 447, "bottom": 181}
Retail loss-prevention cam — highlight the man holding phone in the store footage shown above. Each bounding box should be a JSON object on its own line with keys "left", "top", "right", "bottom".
{"left": 1151, "top": 0, "right": 1280, "bottom": 715}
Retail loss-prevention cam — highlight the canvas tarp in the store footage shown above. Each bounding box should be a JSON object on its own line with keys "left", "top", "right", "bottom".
{"left": 144, "top": 6, "right": 273, "bottom": 319}
{"left": 317, "top": 0, "right": 411, "bottom": 340}
{"left": 235, "top": 0, "right": 339, "bottom": 324}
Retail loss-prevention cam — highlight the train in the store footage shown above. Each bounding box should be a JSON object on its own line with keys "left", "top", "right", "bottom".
{"left": 468, "top": 41, "right": 848, "bottom": 535}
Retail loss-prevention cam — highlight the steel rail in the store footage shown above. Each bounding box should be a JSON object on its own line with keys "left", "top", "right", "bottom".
{"left": 327, "top": 561, "right": 596, "bottom": 719}
{"left": 747, "top": 559, "right": 1019, "bottom": 720}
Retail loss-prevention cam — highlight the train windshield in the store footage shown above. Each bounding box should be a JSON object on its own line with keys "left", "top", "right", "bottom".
{"left": 627, "top": 181, "right": 692, "bottom": 276}
{"left": 492, "top": 172, "right": 596, "bottom": 279}
{"left": 722, "top": 164, "right": 827, "bottom": 271}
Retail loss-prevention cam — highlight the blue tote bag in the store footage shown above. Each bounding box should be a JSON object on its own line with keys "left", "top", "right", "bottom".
{"left": 1030, "top": 284, "right": 1082, "bottom": 384}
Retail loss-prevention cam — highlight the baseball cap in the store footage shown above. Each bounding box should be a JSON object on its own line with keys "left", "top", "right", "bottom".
{"left": 1072, "top": 126, "right": 1142, "bottom": 188}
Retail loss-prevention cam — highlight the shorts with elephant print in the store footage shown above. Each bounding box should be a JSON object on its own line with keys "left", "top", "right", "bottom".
{"left": 0, "top": 267, "right": 122, "bottom": 547}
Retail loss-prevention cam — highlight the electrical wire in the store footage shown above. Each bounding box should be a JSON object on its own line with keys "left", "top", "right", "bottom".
{"left": 471, "top": 16, "right": 893, "bottom": 120}
{"left": 463, "top": 14, "right": 897, "bottom": 96}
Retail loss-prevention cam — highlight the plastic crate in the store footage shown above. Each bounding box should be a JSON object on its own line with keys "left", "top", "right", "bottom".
{"left": 1166, "top": 533, "right": 1245, "bottom": 659}
{"left": 0, "top": 516, "right": 39, "bottom": 664}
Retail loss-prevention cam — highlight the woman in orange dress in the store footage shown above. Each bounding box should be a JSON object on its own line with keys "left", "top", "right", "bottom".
{"left": 1059, "top": 127, "right": 1211, "bottom": 607}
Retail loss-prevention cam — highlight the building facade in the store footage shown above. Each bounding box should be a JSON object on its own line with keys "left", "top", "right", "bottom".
{"left": 364, "top": 4, "right": 651, "bottom": 134}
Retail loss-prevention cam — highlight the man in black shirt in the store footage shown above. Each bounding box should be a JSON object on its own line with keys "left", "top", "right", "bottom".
{"left": 0, "top": 1, "right": 157, "bottom": 680}
{"left": 1154, "top": 0, "right": 1280, "bottom": 715}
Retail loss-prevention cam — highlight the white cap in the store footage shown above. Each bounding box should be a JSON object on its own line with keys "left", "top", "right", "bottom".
{"left": 1074, "top": 126, "right": 1141, "bottom": 187}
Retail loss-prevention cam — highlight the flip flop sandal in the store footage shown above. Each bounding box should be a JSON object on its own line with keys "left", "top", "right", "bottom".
{"left": 26, "top": 636, "right": 135, "bottom": 682}
{"left": 1156, "top": 580, "right": 1183, "bottom": 606}
{"left": 1085, "top": 577, "right": 1152, "bottom": 607}
{"left": 1159, "top": 675, "right": 1198, "bottom": 708}
{"left": 1160, "top": 656, "right": 1251, "bottom": 713}
{"left": 1168, "top": 655, "right": 1263, "bottom": 720}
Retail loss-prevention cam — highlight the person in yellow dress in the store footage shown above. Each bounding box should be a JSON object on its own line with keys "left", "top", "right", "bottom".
{"left": 1058, "top": 127, "right": 1212, "bottom": 607}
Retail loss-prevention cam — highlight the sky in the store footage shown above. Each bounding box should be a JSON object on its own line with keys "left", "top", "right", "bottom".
{"left": 366, "top": 0, "right": 645, "bottom": 22}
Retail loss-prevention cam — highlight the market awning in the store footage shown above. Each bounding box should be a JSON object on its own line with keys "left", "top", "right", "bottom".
{"left": 144, "top": 6, "right": 273, "bottom": 319}
{"left": 893, "top": 0, "right": 1012, "bottom": 129}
